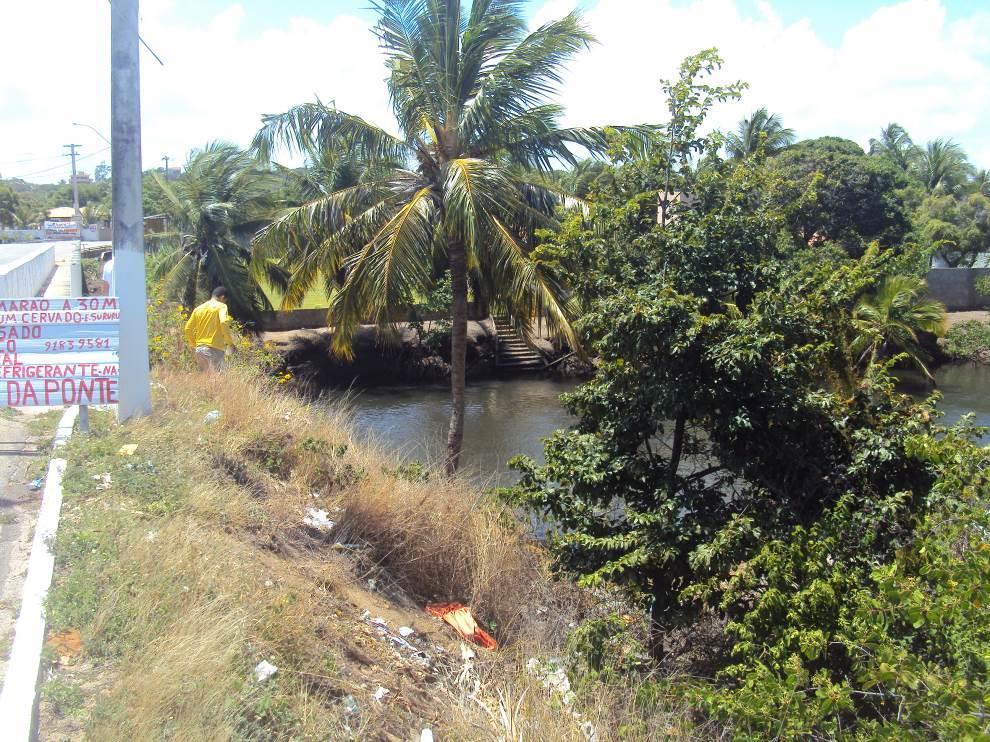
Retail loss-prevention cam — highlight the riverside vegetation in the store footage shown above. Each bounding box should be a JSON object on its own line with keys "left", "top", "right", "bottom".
{"left": 32, "top": 1, "right": 990, "bottom": 738}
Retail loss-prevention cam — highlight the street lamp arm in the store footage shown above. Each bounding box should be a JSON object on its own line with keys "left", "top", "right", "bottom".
{"left": 72, "top": 122, "right": 112, "bottom": 145}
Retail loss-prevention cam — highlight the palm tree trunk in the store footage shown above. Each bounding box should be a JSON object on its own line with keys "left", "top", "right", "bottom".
{"left": 184, "top": 257, "right": 199, "bottom": 312}
{"left": 445, "top": 240, "right": 469, "bottom": 475}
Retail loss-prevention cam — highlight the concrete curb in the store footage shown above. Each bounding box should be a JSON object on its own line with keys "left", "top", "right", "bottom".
{"left": 0, "top": 406, "right": 78, "bottom": 740}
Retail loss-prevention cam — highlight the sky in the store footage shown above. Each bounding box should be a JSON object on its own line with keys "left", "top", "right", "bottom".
{"left": 1, "top": 0, "right": 988, "bottom": 183}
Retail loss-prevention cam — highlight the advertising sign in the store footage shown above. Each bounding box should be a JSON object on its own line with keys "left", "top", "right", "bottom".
{"left": 43, "top": 221, "right": 81, "bottom": 240}
{"left": 0, "top": 297, "right": 119, "bottom": 407}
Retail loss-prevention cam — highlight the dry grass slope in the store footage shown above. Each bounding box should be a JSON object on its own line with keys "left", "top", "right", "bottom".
{"left": 38, "top": 368, "right": 699, "bottom": 740}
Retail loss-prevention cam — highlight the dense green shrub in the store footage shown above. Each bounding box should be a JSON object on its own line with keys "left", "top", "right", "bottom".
{"left": 943, "top": 320, "right": 990, "bottom": 362}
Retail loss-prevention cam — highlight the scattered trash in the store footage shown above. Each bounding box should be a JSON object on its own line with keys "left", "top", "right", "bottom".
{"left": 46, "top": 629, "right": 82, "bottom": 658}
{"left": 456, "top": 643, "right": 479, "bottom": 693}
{"left": 92, "top": 473, "right": 112, "bottom": 490}
{"left": 342, "top": 695, "right": 359, "bottom": 715}
{"left": 370, "top": 616, "right": 388, "bottom": 629}
{"left": 398, "top": 626, "right": 415, "bottom": 638}
{"left": 117, "top": 444, "right": 138, "bottom": 456}
{"left": 373, "top": 686, "right": 390, "bottom": 703}
{"left": 264, "top": 579, "right": 274, "bottom": 588}
{"left": 421, "top": 730, "right": 434, "bottom": 742}
{"left": 367, "top": 578, "right": 378, "bottom": 591}
{"left": 27, "top": 477, "right": 42, "bottom": 491}
{"left": 426, "top": 602, "right": 498, "bottom": 650}
{"left": 360, "top": 609, "right": 371, "bottom": 621}
{"left": 204, "top": 410, "right": 221, "bottom": 424}
{"left": 527, "top": 657, "right": 578, "bottom": 706}
{"left": 302, "top": 508, "right": 335, "bottom": 531}
{"left": 144, "top": 530, "right": 157, "bottom": 542}
{"left": 310, "top": 491, "right": 321, "bottom": 499}
{"left": 581, "top": 720, "right": 599, "bottom": 741}
{"left": 253, "top": 660, "right": 278, "bottom": 683}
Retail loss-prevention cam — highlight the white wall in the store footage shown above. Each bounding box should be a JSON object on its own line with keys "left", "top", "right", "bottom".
{"left": 0, "top": 245, "right": 55, "bottom": 298}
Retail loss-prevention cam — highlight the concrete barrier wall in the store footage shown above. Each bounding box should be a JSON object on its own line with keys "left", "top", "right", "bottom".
{"left": 0, "top": 245, "right": 55, "bottom": 298}
{"left": 256, "top": 306, "right": 487, "bottom": 332}
{"left": 0, "top": 229, "right": 45, "bottom": 242}
{"left": 926, "top": 268, "right": 990, "bottom": 311}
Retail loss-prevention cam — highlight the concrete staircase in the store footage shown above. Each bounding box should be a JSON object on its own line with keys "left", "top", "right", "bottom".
{"left": 493, "top": 317, "right": 545, "bottom": 371}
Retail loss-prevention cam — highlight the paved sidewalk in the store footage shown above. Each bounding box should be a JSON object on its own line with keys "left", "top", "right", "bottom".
{"left": 0, "top": 414, "right": 42, "bottom": 685}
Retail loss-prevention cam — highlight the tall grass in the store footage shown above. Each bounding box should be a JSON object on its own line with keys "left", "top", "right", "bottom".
{"left": 40, "top": 367, "right": 699, "bottom": 739}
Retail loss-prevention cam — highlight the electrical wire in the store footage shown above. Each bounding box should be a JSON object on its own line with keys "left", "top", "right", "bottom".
{"left": 10, "top": 147, "right": 111, "bottom": 181}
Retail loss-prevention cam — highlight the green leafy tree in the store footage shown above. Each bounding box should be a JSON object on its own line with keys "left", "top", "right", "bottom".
{"left": 917, "top": 192, "right": 990, "bottom": 267}
{"left": 657, "top": 49, "right": 745, "bottom": 226}
{"left": 868, "top": 122, "right": 918, "bottom": 172}
{"left": 851, "top": 275, "right": 947, "bottom": 380}
{"left": 0, "top": 184, "right": 19, "bottom": 227}
{"left": 772, "top": 137, "right": 910, "bottom": 254}
{"left": 149, "top": 142, "right": 277, "bottom": 320}
{"left": 916, "top": 138, "right": 973, "bottom": 194}
{"left": 251, "top": 0, "right": 650, "bottom": 473}
{"left": 724, "top": 106, "right": 795, "bottom": 159}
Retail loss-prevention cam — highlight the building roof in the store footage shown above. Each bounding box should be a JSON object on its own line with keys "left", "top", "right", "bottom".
{"left": 47, "top": 207, "right": 77, "bottom": 219}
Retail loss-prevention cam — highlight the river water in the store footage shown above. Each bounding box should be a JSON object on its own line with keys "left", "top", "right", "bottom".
{"left": 339, "top": 364, "right": 990, "bottom": 480}
{"left": 343, "top": 378, "right": 579, "bottom": 483}
{"left": 901, "top": 364, "right": 990, "bottom": 441}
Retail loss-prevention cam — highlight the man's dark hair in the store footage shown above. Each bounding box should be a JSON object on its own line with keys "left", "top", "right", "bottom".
{"left": 101, "top": 251, "right": 112, "bottom": 262}
{"left": 211, "top": 286, "right": 228, "bottom": 299}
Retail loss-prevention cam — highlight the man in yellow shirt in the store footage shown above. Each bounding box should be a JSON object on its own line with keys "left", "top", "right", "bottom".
{"left": 184, "top": 287, "right": 235, "bottom": 372}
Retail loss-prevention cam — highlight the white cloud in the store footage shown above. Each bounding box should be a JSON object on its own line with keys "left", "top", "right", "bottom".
{"left": 1, "top": 0, "right": 988, "bottom": 183}
{"left": 538, "top": 0, "right": 990, "bottom": 166}
{"left": 0, "top": 0, "right": 393, "bottom": 180}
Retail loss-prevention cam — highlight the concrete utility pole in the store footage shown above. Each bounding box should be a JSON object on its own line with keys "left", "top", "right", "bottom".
{"left": 161, "top": 154, "right": 169, "bottom": 179}
{"left": 111, "top": 0, "right": 152, "bottom": 420}
{"left": 63, "top": 143, "right": 82, "bottom": 224}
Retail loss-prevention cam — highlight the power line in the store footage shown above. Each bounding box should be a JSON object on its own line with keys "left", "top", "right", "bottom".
{"left": 10, "top": 147, "right": 111, "bottom": 180}
{"left": 0, "top": 153, "right": 68, "bottom": 166}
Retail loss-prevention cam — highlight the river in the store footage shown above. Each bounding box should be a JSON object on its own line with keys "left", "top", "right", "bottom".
{"left": 900, "top": 363, "right": 990, "bottom": 441}
{"left": 338, "top": 364, "right": 990, "bottom": 480}
{"left": 342, "top": 378, "right": 579, "bottom": 483}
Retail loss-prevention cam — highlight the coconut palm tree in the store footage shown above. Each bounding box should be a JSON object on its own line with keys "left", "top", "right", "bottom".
{"left": 724, "top": 107, "right": 795, "bottom": 158}
{"left": 972, "top": 169, "right": 990, "bottom": 197}
{"left": 252, "top": 0, "right": 647, "bottom": 473}
{"left": 852, "top": 275, "right": 947, "bottom": 381}
{"left": 916, "top": 138, "right": 973, "bottom": 194}
{"left": 868, "top": 122, "right": 918, "bottom": 172}
{"left": 150, "top": 142, "right": 277, "bottom": 320}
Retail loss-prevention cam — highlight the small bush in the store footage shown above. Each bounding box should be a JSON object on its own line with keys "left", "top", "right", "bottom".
{"left": 943, "top": 320, "right": 990, "bottom": 362}
{"left": 42, "top": 677, "right": 84, "bottom": 717}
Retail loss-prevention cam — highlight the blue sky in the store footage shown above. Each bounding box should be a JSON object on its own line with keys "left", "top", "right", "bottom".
{"left": 2, "top": 0, "right": 988, "bottom": 180}
{"left": 175, "top": 0, "right": 990, "bottom": 45}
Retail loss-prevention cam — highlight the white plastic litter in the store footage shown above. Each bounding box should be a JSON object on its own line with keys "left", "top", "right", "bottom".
{"left": 370, "top": 616, "right": 388, "bottom": 629}
{"left": 373, "top": 686, "right": 390, "bottom": 702}
{"left": 399, "top": 626, "right": 415, "bottom": 638}
{"left": 254, "top": 660, "right": 278, "bottom": 683}
{"left": 204, "top": 410, "right": 221, "bottom": 424}
{"left": 421, "top": 730, "right": 434, "bottom": 742}
{"left": 92, "top": 473, "right": 112, "bottom": 490}
{"left": 303, "top": 508, "right": 335, "bottom": 531}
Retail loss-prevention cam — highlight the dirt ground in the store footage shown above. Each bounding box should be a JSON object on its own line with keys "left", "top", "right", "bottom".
{"left": 946, "top": 310, "right": 990, "bottom": 327}
{"left": 0, "top": 412, "right": 44, "bottom": 686}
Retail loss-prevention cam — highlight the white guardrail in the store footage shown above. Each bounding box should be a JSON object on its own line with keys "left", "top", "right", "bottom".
{"left": 0, "top": 406, "right": 78, "bottom": 740}
{"left": 0, "top": 246, "right": 55, "bottom": 299}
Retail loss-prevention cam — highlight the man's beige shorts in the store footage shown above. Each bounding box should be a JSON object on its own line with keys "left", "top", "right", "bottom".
{"left": 194, "top": 346, "right": 226, "bottom": 372}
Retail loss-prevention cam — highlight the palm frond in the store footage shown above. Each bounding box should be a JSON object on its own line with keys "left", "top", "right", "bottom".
{"left": 254, "top": 101, "right": 408, "bottom": 164}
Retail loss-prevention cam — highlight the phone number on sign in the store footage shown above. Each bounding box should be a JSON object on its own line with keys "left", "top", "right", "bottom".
{"left": 43, "top": 338, "right": 113, "bottom": 352}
